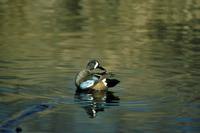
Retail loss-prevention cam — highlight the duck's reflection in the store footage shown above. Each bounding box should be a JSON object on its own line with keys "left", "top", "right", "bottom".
{"left": 75, "top": 90, "right": 120, "bottom": 118}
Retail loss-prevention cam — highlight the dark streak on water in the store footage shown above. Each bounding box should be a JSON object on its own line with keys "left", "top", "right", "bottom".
{"left": 0, "top": 0, "right": 200, "bottom": 133}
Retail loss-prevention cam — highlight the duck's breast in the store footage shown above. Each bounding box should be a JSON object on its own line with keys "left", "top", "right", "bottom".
{"left": 92, "top": 80, "right": 107, "bottom": 91}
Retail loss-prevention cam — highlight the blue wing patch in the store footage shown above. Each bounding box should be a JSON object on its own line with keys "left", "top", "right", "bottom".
{"left": 80, "top": 80, "right": 95, "bottom": 89}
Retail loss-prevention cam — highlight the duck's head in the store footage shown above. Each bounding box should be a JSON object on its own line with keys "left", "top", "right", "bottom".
{"left": 86, "top": 60, "right": 106, "bottom": 71}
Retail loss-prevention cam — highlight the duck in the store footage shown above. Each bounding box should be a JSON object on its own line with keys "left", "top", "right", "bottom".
{"left": 75, "top": 60, "right": 120, "bottom": 92}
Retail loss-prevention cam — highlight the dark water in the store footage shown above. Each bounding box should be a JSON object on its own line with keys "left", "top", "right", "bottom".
{"left": 0, "top": 0, "right": 200, "bottom": 132}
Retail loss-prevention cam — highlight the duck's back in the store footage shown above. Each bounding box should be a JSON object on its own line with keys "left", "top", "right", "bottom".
{"left": 75, "top": 70, "right": 89, "bottom": 87}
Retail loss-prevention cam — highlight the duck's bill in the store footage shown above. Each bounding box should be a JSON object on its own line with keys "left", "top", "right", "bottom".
{"left": 98, "top": 66, "right": 106, "bottom": 71}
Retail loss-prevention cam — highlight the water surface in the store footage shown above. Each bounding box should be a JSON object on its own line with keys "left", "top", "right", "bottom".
{"left": 0, "top": 0, "right": 200, "bottom": 133}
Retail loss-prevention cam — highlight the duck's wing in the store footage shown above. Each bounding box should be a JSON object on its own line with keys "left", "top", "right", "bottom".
{"left": 79, "top": 75, "right": 99, "bottom": 90}
{"left": 80, "top": 80, "right": 95, "bottom": 90}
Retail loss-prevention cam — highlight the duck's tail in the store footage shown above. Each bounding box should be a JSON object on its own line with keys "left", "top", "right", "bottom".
{"left": 106, "top": 79, "right": 120, "bottom": 87}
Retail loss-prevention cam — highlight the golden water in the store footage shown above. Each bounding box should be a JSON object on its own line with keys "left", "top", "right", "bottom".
{"left": 0, "top": 0, "right": 200, "bottom": 132}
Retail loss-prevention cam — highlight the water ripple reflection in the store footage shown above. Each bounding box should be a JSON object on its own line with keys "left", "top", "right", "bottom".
{"left": 0, "top": 0, "right": 200, "bottom": 133}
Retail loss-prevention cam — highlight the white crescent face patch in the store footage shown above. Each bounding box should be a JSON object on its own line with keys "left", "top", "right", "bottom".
{"left": 94, "top": 62, "right": 99, "bottom": 69}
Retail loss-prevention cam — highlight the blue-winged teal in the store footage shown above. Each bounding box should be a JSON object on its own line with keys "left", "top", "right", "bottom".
{"left": 75, "top": 60, "right": 119, "bottom": 91}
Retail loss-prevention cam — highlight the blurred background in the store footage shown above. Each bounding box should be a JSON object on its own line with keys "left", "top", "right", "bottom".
{"left": 0, "top": 0, "right": 200, "bottom": 132}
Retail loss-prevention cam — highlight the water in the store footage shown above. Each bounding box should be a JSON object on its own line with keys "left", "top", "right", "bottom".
{"left": 0, "top": 0, "right": 200, "bottom": 132}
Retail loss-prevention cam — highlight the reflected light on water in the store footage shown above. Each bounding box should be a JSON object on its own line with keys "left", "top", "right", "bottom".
{"left": 0, "top": 0, "right": 200, "bottom": 133}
